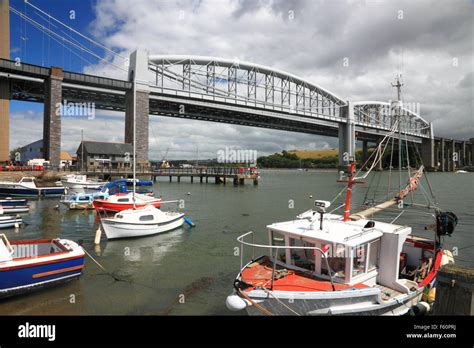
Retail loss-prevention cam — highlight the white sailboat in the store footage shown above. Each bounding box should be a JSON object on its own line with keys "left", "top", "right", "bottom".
{"left": 98, "top": 67, "right": 186, "bottom": 240}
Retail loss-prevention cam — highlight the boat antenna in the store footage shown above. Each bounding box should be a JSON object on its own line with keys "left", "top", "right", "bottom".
{"left": 392, "top": 75, "right": 404, "bottom": 192}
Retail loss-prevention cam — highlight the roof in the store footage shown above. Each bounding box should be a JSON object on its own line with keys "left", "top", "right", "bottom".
{"left": 60, "top": 151, "right": 73, "bottom": 160}
{"left": 77, "top": 141, "right": 133, "bottom": 156}
{"left": 267, "top": 213, "right": 411, "bottom": 247}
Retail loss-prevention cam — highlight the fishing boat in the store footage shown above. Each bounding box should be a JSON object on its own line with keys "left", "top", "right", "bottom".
{"left": 226, "top": 78, "right": 457, "bottom": 316}
{"left": 0, "top": 216, "right": 22, "bottom": 229}
{"left": 92, "top": 193, "right": 161, "bottom": 212}
{"left": 61, "top": 174, "right": 107, "bottom": 194}
{"left": 0, "top": 198, "right": 28, "bottom": 206}
{"left": 0, "top": 177, "right": 64, "bottom": 197}
{"left": 0, "top": 234, "right": 84, "bottom": 298}
{"left": 99, "top": 205, "right": 185, "bottom": 239}
{"left": 0, "top": 205, "right": 30, "bottom": 214}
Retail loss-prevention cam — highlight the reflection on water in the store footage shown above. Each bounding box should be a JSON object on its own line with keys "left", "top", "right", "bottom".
{"left": 0, "top": 170, "right": 472, "bottom": 315}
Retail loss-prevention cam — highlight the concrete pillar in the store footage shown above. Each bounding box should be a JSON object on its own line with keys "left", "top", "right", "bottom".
{"left": 451, "top": 141, "right": 456, "bottom": 171}
{"left": 462, "top": 141, "right": 467, "bottom": 167}
{"left": 0, "top": 0, "right": 10, "bottom": 162}
{"left": 440, "top": 138, "right": 446, "bottom": 172}
{"left": 338, "top": 101, "right": 355, "bottom": 168}
{"left": 43, "top": 67, "right": 63, "bottom": 168}
{"left": 126, "top": 49, "right": 150, "bottom": 166}
{"left": 420, "top": 123, "right": 435, "bottom": 169}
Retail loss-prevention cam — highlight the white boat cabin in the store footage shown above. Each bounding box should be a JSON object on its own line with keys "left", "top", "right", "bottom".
{"left": 267, "top": 209, "right": 415, "bottom": 294}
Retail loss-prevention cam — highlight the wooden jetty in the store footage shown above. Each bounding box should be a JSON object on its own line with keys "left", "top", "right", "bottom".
{"left": 78, "top": 167, "right": 259, "bottom": 185}
{"left": 433, "top": 263, "right": 474, "bottom": 315}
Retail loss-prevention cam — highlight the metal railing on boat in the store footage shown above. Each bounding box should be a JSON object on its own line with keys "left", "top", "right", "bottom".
{"left": 236, "top": 231, "right": 336, "bottom": 291}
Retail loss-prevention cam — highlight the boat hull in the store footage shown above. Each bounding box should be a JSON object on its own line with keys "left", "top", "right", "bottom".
{"left": 235, "top": 288, "right": 423, "bottom": 316}
{"left": 93, "top": 200, "right": 161, "bottom": 212}
{"left": 0, "top": 205, "right": 30, "bottom": 214}
{"left": 0, "top": 186, "right": 64, "bottom": 197}
{"left": 102, "top": 216, "right": 184, "bottom": 239}
{"left": 0, "top": 217, "right": 22, "bottom": 229}
{"left": 0, "top": 247, "right": 84, "bottom": 299}
{"left": 0, "top": 199, "right": 27, "bottom": 206}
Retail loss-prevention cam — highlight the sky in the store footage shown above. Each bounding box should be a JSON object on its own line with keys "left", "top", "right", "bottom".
{"left": 7, "top": 0, "right": 474, "bottom": 160}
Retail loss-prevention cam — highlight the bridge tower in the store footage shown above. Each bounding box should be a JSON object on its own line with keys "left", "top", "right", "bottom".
{"left": 125, "top": 49, "right": 150, "bottom": 167}
{"left": 338, "top": 101, "right": 356, "bottom": 168}
{"left": 0, "top": 0, "right": 10, "bottom": 162}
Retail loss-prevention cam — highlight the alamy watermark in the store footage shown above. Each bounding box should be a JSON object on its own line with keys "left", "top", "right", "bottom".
{"left": 217, "top": 147, "right": 258, "bottom": 166}
{"left": 56, "top": 99, "right": 96, "bottom": 119}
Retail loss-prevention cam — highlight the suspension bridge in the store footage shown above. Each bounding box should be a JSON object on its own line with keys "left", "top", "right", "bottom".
{"left": 0, "top": 0, "right": 471, "bottom": 171}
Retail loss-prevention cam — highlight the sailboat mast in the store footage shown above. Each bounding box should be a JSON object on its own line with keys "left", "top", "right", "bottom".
{"left": 392, "top": 76, "right": 403, "bottom": 192}
{"left": 132, "top": 72, "right": 137, "bottom": 208}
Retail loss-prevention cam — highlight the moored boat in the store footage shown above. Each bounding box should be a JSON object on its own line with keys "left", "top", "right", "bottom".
{"left": 0, "top": 216, "right": 22, "bottom": 229}
{"left": 0, "top": 205, "right": 30, "bottom": 214}
{"left": 0, "top": 177, "right": 65, "bottom": 197}
{"left": 61, "top": 174, "right": 107, "bottom": 194}
{"left": 93, "top": 193, "right": 161, "bottom": 212}
{"left": 99, "top": 205, "right": 185, "bottom": 239}
{"left": 0, "top": 198, "right": 28, "bottom": 206}
{"left": 0, "top": 234, "right": 85, "bottom": 298}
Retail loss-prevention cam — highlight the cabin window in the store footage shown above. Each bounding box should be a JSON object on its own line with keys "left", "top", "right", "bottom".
{"left": 79, "top": 197, "right": 89, "bottom": 201}
{"left": 368, "top": 239, "right": 381, "bottom": 271}
{"left": 139, "top": 215, "right": 154, "bottom": 221}
{"left": 288, "top": 238, "right": 315, "bottom": 271}
{"left": 116, "top": 215, "right": 124, "bottom": 219}
{"left": 352, "top": 244, "right": 367, "bottom": 277}
{"left": 22, "top": 178, "right": 33, "bottom": 182}
{"left": 117, "top": 198, "right": 129, "bottom": 202}
{"left": 321, "top": 244, "right": 346, "bottom": 279}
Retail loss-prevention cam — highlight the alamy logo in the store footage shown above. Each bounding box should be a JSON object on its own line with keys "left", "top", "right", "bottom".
{"left": 18, "top": 322, "right": 56, "bottom": 341}
{"left": 217, "top": 147, "right": 257, "bottom": 166}
{"left": 55, "top": 99, "right": 96, "bottom": 119}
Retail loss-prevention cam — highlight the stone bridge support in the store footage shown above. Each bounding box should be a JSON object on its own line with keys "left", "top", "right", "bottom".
{"left": 43, "top": 67, "right": 63, "bottom": 168}
{"left": 125, "top": 49, "right": 150, "bottom": 167}
{"left": 420, "top": 123, "right": 435, "bottom": 170}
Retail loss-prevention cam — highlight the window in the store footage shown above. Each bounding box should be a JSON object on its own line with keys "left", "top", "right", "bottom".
{"left": 139, "top": 215, "right": 154, "bottom": 222}
{"left": 117, "top": 198, "right": 129, "bottom": 202}
{"left": 79, "top": 197, "right": 89, "bottom": 201}
{"left": 353, "top": 244, "right": 367, "bottom": 277}
{"left": 368, "top": 239, "right": 381, "bottom": 271}
{"left": 321, "top": 244, "right": 347, "bottom": 279}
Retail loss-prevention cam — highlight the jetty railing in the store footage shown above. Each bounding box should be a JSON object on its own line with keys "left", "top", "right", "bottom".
{"left": 236, "top": 231, "right": 336, "bottom": 291}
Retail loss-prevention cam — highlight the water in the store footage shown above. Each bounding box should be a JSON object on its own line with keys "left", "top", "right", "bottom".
{"left": 0, "top": 170, "right": 473, "bottom": 315}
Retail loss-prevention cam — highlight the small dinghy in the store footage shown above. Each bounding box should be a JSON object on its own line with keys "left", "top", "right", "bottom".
{"left": 99, "top": 205, "right": 185, "bottom": 239}
{"left": 0, "top": 216, "right": 22, "bottom": 229}
{"left": 0, "top": 234, "right": 85, "bottom": 298}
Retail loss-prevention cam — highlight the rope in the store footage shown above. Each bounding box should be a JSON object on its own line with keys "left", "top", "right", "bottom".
{"left": 237, "top": 289, "right": 274, "bottom": 316}
{"left": 260, "top": 287, "right": 301, "bottom": 316}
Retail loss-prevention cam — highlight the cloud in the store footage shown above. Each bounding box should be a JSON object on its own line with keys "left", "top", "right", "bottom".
{"left": 13, "top": 0, "right": 473, "bottom": 159}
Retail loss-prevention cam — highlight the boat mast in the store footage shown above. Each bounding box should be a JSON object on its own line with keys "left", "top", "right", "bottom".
{"left": 392, "top": 75, "right": 403, "bottom": 192}
{"left": 132, "top": 71, "right": 137, "bottom": 209}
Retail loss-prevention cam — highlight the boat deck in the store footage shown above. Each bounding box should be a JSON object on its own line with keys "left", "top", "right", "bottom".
{"left": 373, "top": 284, "right": 403, "bottom": 300}
{"left": 241, "top": 257, "right": 368, "bottom": 292}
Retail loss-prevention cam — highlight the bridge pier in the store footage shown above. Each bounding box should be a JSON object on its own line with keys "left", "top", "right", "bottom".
{"left": 420, "top": 123, "right": 435, "bottom": 170}
{"left": 0, "top": 0, "right": 10, "bottom": 162}
{"left": 338, "top": 101, "right": 356, "bottom": 168}
{"left": 125, "top": 50, "right": 150, "bottom": 167}
{"left": 440, "top": 138, "right": 446, "bottom": 172}
{"left": 43, "top": 67, "right": 63, "bottom": 168}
